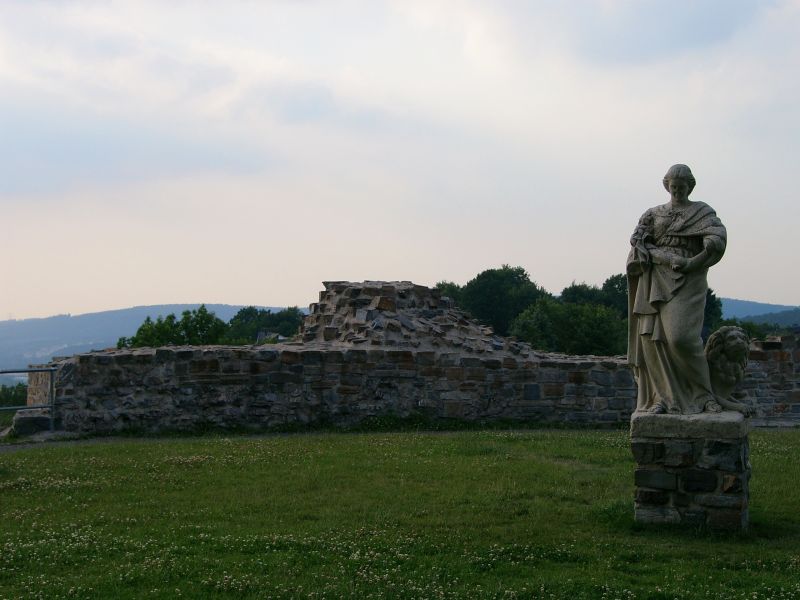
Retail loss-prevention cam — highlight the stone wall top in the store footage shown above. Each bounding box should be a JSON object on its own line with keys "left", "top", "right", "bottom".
{"left": 22, "top": 282, "right": 798, "bottom": 436}
{"left": 630, "top": 412, "right": 751, "bottom": 439}
{"left": 300, "top": 280, "right": 531, "bottom": 356}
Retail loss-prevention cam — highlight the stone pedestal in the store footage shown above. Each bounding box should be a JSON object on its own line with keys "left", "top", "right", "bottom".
{"left": 630, "top": 411, "right": 751, "bottom": 531}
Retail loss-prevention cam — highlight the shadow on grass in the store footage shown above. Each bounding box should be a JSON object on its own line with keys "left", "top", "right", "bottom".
{"left": 593, "top": 498, "right": 635, "bottom": 530}
{"left": 592, "top": 497, "right": 799, "bottom": 546}
{"left": 747, "top": 511, "right": 800, "bottom": 540}
{"left": 63, "top": 413, "right": 629, "bottom": 442}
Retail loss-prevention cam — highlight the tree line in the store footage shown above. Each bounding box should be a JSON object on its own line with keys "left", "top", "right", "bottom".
{"left": 117, "top": 306, "right": 304, "bottom": 348}
{"left": 116, "top": 267, "right": 780, "bottom": 354}
{"left": 437, "top": 265, "right": 775, "bottom": 356}
{"left": 0, "top": 382, "right": 26, "bottom": 407}
{"left": 3, "top": 272, "right": 781, "bottom": 409}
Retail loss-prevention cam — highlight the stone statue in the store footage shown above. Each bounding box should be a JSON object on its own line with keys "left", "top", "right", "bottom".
{"left": 627, "top": 164, "right": 749, "bottom": 415}
{"left": 704, "top": 325, "right": 752, "bottom": 414}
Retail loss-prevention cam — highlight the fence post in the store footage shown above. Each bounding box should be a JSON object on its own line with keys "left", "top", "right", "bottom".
{"left": 49, "top": 369, "right": 56, "bottom": 432}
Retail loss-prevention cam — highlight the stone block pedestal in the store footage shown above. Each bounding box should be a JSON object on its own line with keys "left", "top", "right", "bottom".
{"left": 630, "top": 412, "right": 751, "bottom": 531}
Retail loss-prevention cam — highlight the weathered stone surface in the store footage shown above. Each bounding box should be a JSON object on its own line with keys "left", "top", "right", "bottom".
{"left": 300, "top": 281, "right": 518, "bottom": 356}
{"left": 19, "top": 281, "right": 799, "bottom": 437}
{"left": 634, "top": 506, "right": 681, "bottom": 524}
{"left": 721, "top": 474, "right": 744, "bottom": 493}
{"left": 698, "top": 440, "right": 748, "bottom": 472}
{"left": 695, "top": 494, "right": 746, "bottom": 509}
{"left": 681, "top": 469, "right": 718, "bottom": 492}
{"left": 631, "top": 441, "right": 665, "bottom": 464}
{"left": 663, "top": 440, "right": 696, "bottom": 467}
{"left": 628, "top": 166, "right": 752, "bottom": 418}
{"left": 635, "top": 489, "right": 670, "bottom": 505}
{"left": 681, "top": 509, "right": 708, "bottom": 526}
{"left": 635, "top": 469, "right": 677, "bottom": 490}
{"left": 630, "top": 412, "right": 751, "bottom": 439}
{"left": 523, "top": 384, "right": 540, "bottom": 402}
{"left": 631, "top": 416, "right": 750, "bottom": 531}
{"left": 11, "top": 409, "right": 51, "bottom": 436}
{"left": 26, "top": 370, "right": 52, "bottom": 406}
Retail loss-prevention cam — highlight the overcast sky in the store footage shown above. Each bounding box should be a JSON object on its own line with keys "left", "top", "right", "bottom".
{"left": 1, "top": 0, "right": 798, "bottom": 319}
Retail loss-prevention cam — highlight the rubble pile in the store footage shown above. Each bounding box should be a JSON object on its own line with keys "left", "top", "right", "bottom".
{"left": 299, "top": 281, "right": 531, "bottom": 356}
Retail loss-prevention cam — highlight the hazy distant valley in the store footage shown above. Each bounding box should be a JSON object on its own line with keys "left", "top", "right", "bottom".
{"left": 0, "top": 298, "right": 797, "bottom": 385}
{"left": 0, "top": 304, "right": 280, "bottom": 383}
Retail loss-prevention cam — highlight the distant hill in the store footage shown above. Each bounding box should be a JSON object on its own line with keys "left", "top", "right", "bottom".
{"left": 3, "top": 297, "right": 796, "bottom": 386}
{"left": 740, "top": 308, "right": 800, "bottom": 328}
{"left": 0, "top": 304, "right": 284, "bottom": 384}
{"left": 720, "top": 298, "right": 797, "bottom": 320}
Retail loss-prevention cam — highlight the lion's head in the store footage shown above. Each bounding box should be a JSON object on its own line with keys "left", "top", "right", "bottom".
{"left": 705, "top": 325, "right": 750, "bottom": 389}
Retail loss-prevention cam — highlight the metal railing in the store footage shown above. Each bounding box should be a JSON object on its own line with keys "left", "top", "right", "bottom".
{"left": 0, "top": 367, "right": 58, "bottom": 432}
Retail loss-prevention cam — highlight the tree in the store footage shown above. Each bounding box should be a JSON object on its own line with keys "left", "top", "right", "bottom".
{"left": 703, "top": 288, "right": 723, "bottom": 339}
{"left": 117, "top": 314, "right": 181, "bottom": 348}
{"left": 560, "top": 274, "right": 628, "bottom": 320}
{"left": 460, "top": 265, "right": 550, "bottom": 336}
{"left": 601, "top": 273, "right": 628, "bottom": 318}
{"left": 434, "top": 281, "right": 463, "bottom": 305}
{"left": 560, "top": 282, "right": 606, "bottom": 306}
{"left": 0, "top": 383, "right": 27, "bottom": 407}
{"left": 224, "top": 306, "right": 262, "bottom": 344}
{"left": 118, "top": 305, "right": 304, "bottom": 348}
{"left": 716, "top": 317, "right": 772, "bottom": 341}
{"left": 179, "top": 305, "right": 228, "bottom": 345}
{"left": 118, "top": 305, "right": 227, "bottom": 348}
{"left": 223, "top": 306, "right": 304, "bottom": 344}
{"left": 266, "top": 307, "right": 304, "bottom": 338}
{"left": 511, "top": 297, "right": 627, "bottom": 356}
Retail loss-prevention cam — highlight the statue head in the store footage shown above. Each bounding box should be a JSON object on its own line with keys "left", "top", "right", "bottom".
{"left": 662, "top": 164, "right": 696, "bottom": 194}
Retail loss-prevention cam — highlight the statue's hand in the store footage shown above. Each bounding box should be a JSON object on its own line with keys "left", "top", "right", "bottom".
{"left": 670, "top": 256, "right": 688, "bottom": 272}
{"left": 682, "top": 248, "right": 712, "bottom": 274}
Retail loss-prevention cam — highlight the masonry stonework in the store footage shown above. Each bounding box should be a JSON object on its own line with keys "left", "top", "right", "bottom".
{"left": 32, "top": 282, "right": 800, "bottom": 434}
{"left": 26, "top": 371, "right": 51, "bottom": 407}
{"left": 631, "top": 413, "right": 751, "bottom": 531}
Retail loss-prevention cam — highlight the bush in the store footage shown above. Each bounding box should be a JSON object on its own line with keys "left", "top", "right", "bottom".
{"left": 118, "top": 305, "right": 227, "bottom": 348}
{"left": 223, "top": 307, "right": 304, "bottom": 344}
{"left": 434, "top": 281, "right": 463, "bottom": 305}
{"left": 511, "top": 297, "right": 626, "bottom": 355}
{"left": 460, "top": 265, "right": 550, "bottom": 336}
{"left": 118, "top": 305, "right": 305, "bottom": 348}
{"left": 0, "top": 383, "right": 27, "bottom": 407}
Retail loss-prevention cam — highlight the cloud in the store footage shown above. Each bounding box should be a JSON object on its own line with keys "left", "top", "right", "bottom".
{"left": 500, "top": 0, "right": 778, "bottom": 64}
{"left": 0, "top": 91, "right": 271, "bottom": 196}
{"left": 0, "top": 1, "right": 798, "bottom": 317}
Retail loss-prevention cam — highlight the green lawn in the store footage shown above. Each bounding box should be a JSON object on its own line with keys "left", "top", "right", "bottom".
{"left": 1, "top": 429, "right": 799, "bottom": 599}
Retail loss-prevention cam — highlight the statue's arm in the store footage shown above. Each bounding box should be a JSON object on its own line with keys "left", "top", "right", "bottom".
{"left": 628, "top": 212, "right": 653, "bottom": 269}
{"left": 672, "top": 237, "right": 725, "bottom": 273}
{"left": 680, "top": 248, "right": 712, "bottom": 272}
{"left": 671, "top": 214, "right": 727, "bottom": 273}
{"left": 648, "top": 246, "right": 679, "bottom": 266}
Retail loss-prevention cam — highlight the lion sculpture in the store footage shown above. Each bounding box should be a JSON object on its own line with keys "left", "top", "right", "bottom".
{"left": 705, "top": 325, "right": 753, "bottom": 415}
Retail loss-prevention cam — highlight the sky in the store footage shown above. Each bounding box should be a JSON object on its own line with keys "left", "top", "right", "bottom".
{"left": 1, "top": 0, "right": 798, "bottom": 320}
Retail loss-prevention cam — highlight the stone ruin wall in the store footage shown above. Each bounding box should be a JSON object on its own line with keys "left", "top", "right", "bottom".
{"left": 51, "top": 348, "right": 641, "bottom": 433}
{"left": 744, "top": 336, "right": 800, "bottom": 421}
{"left": 26, "top": 370, "right": 51, "bottom": 407}
{"left": 38, "top": 282, "right": 800, "bottom": 434}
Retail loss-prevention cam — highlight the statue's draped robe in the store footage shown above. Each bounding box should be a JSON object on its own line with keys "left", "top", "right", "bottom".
{"left": 627, "top": 201, "right": 727, "bottom": 414}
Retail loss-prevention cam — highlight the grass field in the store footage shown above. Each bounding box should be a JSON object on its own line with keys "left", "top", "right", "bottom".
{"left": 1, "top": 429, "right": 799, "bottom": 599}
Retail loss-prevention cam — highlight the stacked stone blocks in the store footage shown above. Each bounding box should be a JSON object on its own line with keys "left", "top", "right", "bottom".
{"left": 631, "top": 413, "right": 751, "bottom": 531}
{"left": 26, "top": 370, "right": 51, "bottom": 406}
{"left": 52, "top": 345, "right": 637, "bottom": 433}
{"left": 742, "top": 334, "right": 799, "bottom": 421}
{"left": 26, "top": 282, "right": 800, "bottom": 434}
